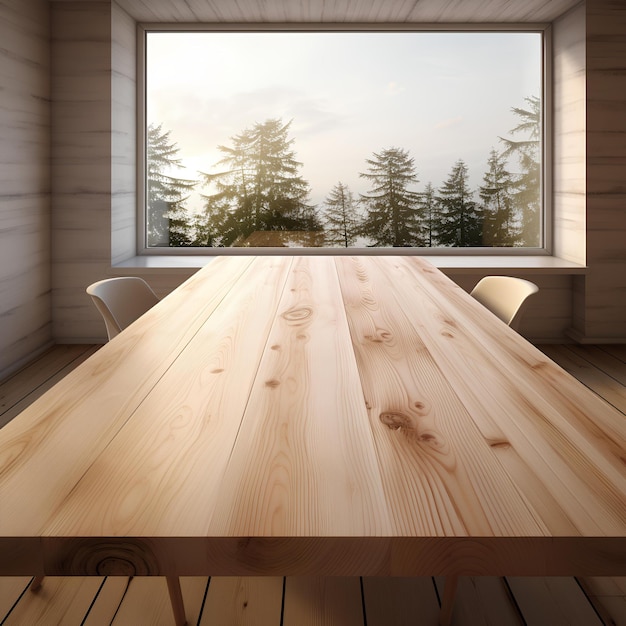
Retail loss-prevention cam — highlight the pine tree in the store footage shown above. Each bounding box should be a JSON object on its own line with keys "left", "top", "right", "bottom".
{"left": 479, "top": 149, "right": 519, "bottom": 246}
{"left": 200, "top": 118, "right": 319, "bottom": 246}
{"left": 418, "top": 182, "right": 437, "bottom": 247}
{"left": 322, "top": 182, "right": 360, "bottom": 247}
{"left": 435, "top": 159, "right": 482, "bottom": 247}
{"left": 359, "top": 147, "right": 422, "bottom": 247}
{"left": 499, "top": 95, "right": 541, "bottom": 246}
{"left": 146, "top": 123, "right": 196, "bottom": 247}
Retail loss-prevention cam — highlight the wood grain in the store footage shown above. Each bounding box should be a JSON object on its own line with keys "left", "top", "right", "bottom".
{"left": 0, "top": 256, "right": 255, "bottom": 537}
{"left": 1, "top": 576, "right": 104, "bottom": 626}
{"left": 200, "top": 577, "right": 283, "bottom": 626}
{"left": 0, "top": 256, "right": 624, "bottom": 584}
{"left": 282, "top": 577, "right": 363, "bottom": 626}
{"left": 335, "top": 256, "right": 547, "bottom": 538}
{"left": 371, "top": 257, "right": 625, "bottom": 537}
{"left": 209, "top": 256, "right": 391, "bottom": 539}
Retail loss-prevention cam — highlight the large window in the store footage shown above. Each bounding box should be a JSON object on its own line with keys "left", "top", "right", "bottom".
{"left": 140, "top": 27, "right": 546, "bottom": 252}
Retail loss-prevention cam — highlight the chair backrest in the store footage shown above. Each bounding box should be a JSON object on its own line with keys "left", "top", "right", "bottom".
{"left": 470, "top": 276, "right": 539, "bottom": 332}
{"left": 86, "top": 277, "right": 159, "bottom": 341}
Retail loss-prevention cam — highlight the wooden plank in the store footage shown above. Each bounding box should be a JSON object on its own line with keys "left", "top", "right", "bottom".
{"left": 374, "top": 257, "right": 626, "bottom": 540}
{"left": 363, "top": 577, "right": 440, "bottom": 625}
{"left": 433, "top": 576, "right": 523, "bottom": 625}
{"left": 578, "top": 576, "right": 626, "bottom": 626}
{"left": 335, "top": 256, "right": 547, "bottom": 538}
{"left": 568, "top": 346, "right": 626, "bottom": 386}
{"left": 209, "top": 257, "right": 391, "bottom": 541}
{"left": 282, "top": 577, "right": 363, "bottom": 626}
{"left": 539, "top": 344, "right": 626, "bottom": 414}
{"left": 1, "top": 576, "right": 104, "bottom": 625}
{"left": 0, "top": 345, "right": 100, "bottom": 429}
{"left": 0, "top": 577, "right": 31, "bottom": 620}
{"left": 200, "top": 577, "right": 283, "bottom": 626}
{"left": 41, "top": 257, "right": 293, "bottom": 546}
{"left": 0, "top": 257, "right": 255, "bottom": 557}
{"left": 82, "top": 576, "right": 132, "bottom": 625}
{"left": 108, "top": 577, "right": 207, "bottom": 626}
{"left": 506, "top": 577, "right": 604, "bottom": 625}
{"left": 582, "top": 576, "right": 626, "bottom": 596}
{"left": 600, "top": 345, "right": 626, "bottom": 364}
{"left": 0, "top": 345, "right": 92, "bottom": 407}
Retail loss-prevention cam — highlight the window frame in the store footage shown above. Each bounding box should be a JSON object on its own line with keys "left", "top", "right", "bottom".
{"left": 137, "top": 22, "right": 552, "bottom": 256}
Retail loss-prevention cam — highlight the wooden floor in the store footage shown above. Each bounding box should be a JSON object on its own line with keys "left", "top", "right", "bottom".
{"left": 0, "top": 343, "right": 624, "bottom": 626}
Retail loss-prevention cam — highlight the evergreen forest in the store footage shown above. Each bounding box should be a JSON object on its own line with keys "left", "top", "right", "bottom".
{"left": 147, "top": 96, "right": 541, "bottom": 248}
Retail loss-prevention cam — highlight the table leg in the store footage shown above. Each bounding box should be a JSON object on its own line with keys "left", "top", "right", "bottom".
{"left": 439, "top": 575, "right": 458, "bottom": 626}
{"left": 166, "top": 576, "right": 187, "bottom": 626}
{"left": 30, "top": 576, "right": 44, "bottom": 592}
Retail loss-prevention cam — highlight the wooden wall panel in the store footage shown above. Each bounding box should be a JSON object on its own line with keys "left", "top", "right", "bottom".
{"left": 580, "top": 0, "right": 626, "bottom": 340}
{"left": 110, "top": 0, "right": 580, "bottom": 24}
{"left": 0, "top": 0, "right": 52, "bottom": 379}
{"left": 111, "top": 1, "right": 137, "bottom": 265}
{"left": 553, "top": 3, "right": 586, "bottom": 266}
{"left": 51, "top": 1, "right": 114, "bottom": 342}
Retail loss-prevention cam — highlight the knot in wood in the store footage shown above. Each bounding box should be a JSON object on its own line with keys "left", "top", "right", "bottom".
{"left": 70, "top": 540, "right": 158, "bottom": 576}
{"left": 265, "top": 379, "right": 281, "bottom": 388}
{"left": 380, "top": 411, "right": 412, "bottom": 431}
{"left": 488, "top": 439, "right": 511, "bottom": 450}
{"left": 413, "top": 400, "right": 429, "bottom": 415}
{"left": 97, "top": 557, "right": 139, "bottom": 576}
{"left": 282, "top": 306, "right": 313, "bottom": 324}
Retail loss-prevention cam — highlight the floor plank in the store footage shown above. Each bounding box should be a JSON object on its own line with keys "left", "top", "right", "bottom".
{"left": 578, "top": 577, "right": 626, "bottom": 626}
{"left": 108, "top": 577, "right": 207, "bottom": 626}
{"left": 200, "top": 576, "right": 283, "bottom": 625}
{"left": 282, "top": 577, "right": 363, "bottom": 626}
{"left": 538, "top": 344, "right": 626, "bottom": 414}
{"left": 363, "top": 577, "right": 440, "bottom": 625}
{"left": 434, "top": 577, "right": 523, "bottom": 625}
{"left": 506, "top": 577, "right": 604, "bottom": 626}
{"left": 82, "top": 576, "right": 132, "bottom": 625}
{"left": 1, "top": 576, "right": 105, "bottom": 625}
{"left": 599, "top": 345, "right": 626, "bottom": 364}
{"left": 0, "top": 577, "right": 31, "bottom": 619}
{"left": 567, "top": 345, "right": 626, "bottom": 386}
{"left": 0, "top": 344, "right": 100, "bottom": 429}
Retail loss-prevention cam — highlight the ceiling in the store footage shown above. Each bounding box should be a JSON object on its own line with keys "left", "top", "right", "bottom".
{"left": 106, "top": 0, "right": 582, "bottom": 24}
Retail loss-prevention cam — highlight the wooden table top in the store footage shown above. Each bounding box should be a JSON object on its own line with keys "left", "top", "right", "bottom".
{"left": 1, "top": 256, "right": 624, "bottom": 578}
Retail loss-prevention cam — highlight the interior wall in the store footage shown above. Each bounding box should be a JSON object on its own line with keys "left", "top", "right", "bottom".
{"left": 111, "top": 0, "right": 137, "bottom": 265}
{"left": 0, "top": 0, "right": 52, "bottom": 378}
{"left": 580, "top": 0, "right": 626, "bottom": 340}
{"left": 50, "top": 1, "right": 113, "bottom": 342}
{"left": 552, "top": 2, "right": 586, "bottom": 267}
{"left": 44, "top": 0, "right": 626, "bottom": 345}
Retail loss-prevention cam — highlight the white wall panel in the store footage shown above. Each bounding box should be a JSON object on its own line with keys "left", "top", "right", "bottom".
{"left": 0, "top": 0, "right": 52, "bottom": 379}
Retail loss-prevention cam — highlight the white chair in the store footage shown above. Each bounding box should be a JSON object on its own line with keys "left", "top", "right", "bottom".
{"left": 470, "top": 276, "right": 539, "bottom": 332}
{"left": 86, "top": 277, "right": 160, "bottom": 340}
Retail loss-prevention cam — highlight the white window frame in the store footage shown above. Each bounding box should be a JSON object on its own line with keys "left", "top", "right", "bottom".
{"left": 137, "top": 23, "right": 552, "bottom": 256}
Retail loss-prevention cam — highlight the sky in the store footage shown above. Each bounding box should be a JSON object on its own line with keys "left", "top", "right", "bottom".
{"left": 146, "top": 30, "right": 542, "bottom": 211}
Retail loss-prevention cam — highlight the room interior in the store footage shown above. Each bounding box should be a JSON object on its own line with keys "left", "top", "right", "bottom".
{"left": 0, "top": 0, "right": 625, "bottom": 624}
{"left": 1, "top": 0, "right": 625, "bottom": 379}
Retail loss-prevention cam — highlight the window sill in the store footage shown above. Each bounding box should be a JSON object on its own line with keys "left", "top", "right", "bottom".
{"left": 112, "top": 254, "right": 586, "bottom": 275}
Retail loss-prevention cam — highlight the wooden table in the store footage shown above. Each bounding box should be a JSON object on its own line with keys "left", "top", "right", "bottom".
{"left": 1, "top": 257, "right": 624, "bottom": 619}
